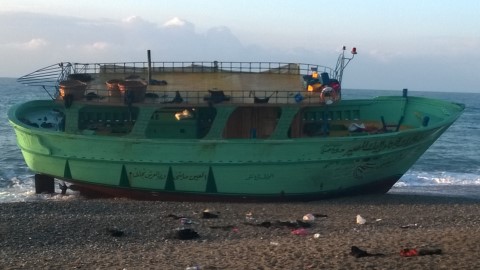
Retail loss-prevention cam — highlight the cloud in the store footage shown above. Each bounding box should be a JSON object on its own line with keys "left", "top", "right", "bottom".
{"left": 122, "top": 15, "right": 157, "bottom": 30}
{"left": 85, "top": 41, "right": 110, "bottom": 51}
{"left": 367, "top": 49, "right": 403, "bottom": 63}
{"left": 123, "top": 15, "right": 144, "bottom": 24}
{"left": 0, "top": 38, "right": 48, "bottom": 50}
{"left": 162, "top": 16, "right": 195, "bottom": 34}
{"left": 24, "top": 38, "right": 48, "bottom": 49}
{"left": 0, "top": 12, "right": 257, "bottom": 75}
{"left": 163, "top": 17, "right": 186, "bottom": 27}
{"left": 0, "top": 11, "right": 478, "bottom": 92}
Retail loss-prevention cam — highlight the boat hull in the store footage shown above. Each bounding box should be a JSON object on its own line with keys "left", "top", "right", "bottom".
{"left": 10, "top": 110, "right": 455, "bottom": 201}
{"left": 9, "top": 60, "right": 465, "bottom": 201}
{"left": 63, "top": 174, "right": 402, "bottom": 202}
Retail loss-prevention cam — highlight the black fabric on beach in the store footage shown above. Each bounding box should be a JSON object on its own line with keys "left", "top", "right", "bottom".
{"left": 175, "top": 228, "right": 200, "bottom": 240}
{"left": 350, "top": 246, "right": 385, "bottom": 258}
{"left": 201, "top": 211, "right": 219, "bottom": 219}
{"left": 106, "top": 227, "right": 125, "bottom": 237}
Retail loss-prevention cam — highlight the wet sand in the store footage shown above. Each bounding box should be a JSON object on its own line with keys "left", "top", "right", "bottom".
{"left": 1, "top": 194, "right": 479, "bottom": 269}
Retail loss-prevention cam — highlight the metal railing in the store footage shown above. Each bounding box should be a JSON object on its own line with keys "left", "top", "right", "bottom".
{"left": 17, "top": 61, "right": 337, "bottom": 101}
{"left": 69, "top": 61, "right": 335, "bottom": 76}
{"left": 68, "top": 87, "right": 331, "bottom": 105}
{"left": 17, "top": 63, "right": 72, "bottom": 87}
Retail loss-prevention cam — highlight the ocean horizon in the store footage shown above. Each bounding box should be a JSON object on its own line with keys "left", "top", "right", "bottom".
{"left": 1, "top": 77, "right": 479, "bottom": 203}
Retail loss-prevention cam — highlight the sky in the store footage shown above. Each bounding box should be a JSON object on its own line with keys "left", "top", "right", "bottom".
{"left": 0, "top": 0, "right": 479, "bottom": 92}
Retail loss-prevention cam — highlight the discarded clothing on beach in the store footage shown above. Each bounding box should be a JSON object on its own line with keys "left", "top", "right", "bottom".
{"left": 209, "top": 225, "right": 236, "bottom": 231}
{"left": 291, "top": 228, "right": 309, "bottom": 236}
{"left": 106, "top": 227, "right": 125, "bottom": 237}
{"left": 175, "top": 228, "right": 200, "bottom": 240}
{"left": 201, "top": 209, "right": 219, "bottom": 219}
{"left": 400, "top": 248, "right": 442, "bottom": 257}
{"left": 244, "top": 219, "right": 312, "bottom": 229}
{"left": 418, "top": 248, "right": 442, "bottom": 256}
{"left": 167, "top": 214, "right": 186, "bottom": 220}
{"left": 295, "top": 220, "right": 313, "bottom": 228}
{"left": 399, "top": 223, "right": 419, "bottom": 229}
{"left": 350, "top": 246, "right": 385, "bottom": 258}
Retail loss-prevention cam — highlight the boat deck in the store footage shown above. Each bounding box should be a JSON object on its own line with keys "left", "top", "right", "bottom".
{"left": 85, "top": 71, "right": 311, "bottom": 105}
{"left": 153, "top": 72, "right": 301, "bottom": 92}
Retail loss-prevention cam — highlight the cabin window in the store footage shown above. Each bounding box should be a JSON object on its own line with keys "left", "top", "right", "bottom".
{"left": 290, "top": 108, "right": 363, "bottom": 138}
{"left": 145, "top": 107, "right": 216, "bottom": 139}
{"left": 78, "top": 106, "right": 138, "bottom": 135}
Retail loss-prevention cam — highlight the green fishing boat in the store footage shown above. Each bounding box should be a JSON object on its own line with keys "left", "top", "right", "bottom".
{"left": 8, "top": 48, "right": 464, "bottom": 201}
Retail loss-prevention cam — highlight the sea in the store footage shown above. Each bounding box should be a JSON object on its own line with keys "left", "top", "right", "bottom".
{"left": 0, "top": 77, "right": 479, "bottom": 203}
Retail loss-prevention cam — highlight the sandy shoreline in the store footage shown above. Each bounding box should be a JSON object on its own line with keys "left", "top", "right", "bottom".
{"left": 1, "top": 194, "right": 479, "bottom": 269}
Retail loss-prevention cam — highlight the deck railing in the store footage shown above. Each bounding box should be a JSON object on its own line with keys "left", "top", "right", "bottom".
{"left": 72, "top": 87, "right": 333, "bottom": 105}
{"left": 69, "top": 61, "right": 335, "bottom": 77}
{"left": 18, "top": 61, "right": 337, "bottom": 104}
{"left": 20, "top": 61, "right": 334, "bottom": 88}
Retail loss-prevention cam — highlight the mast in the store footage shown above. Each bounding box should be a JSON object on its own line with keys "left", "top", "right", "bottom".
{"left": 147, "top": 50, "right": 152, "bottom": 85}
{"left": 335, "top": 46, "right": 357, "bottom": 84}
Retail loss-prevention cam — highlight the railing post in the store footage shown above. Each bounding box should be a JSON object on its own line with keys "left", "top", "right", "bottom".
{"left": 147, "top": 50, "right": 152, "bottom": 85}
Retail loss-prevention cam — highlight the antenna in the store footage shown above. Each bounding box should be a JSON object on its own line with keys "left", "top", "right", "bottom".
{"left": 335, "top": 46, "right": 357, "bottom": 84}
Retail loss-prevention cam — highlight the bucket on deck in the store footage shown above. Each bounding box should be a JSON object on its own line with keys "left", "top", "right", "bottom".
{"left": 105, "top": 79, "right": 123, "bottom": 97}
{"left": 59, "top": 80, "right": 87, "bottom": 100}
{"left": 118, "top": 80, "right": 147, "bottom": 102}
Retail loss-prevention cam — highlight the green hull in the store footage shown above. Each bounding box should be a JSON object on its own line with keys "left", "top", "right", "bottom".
{"left": 9, "top": 95, "right": 464, "bottom": 201}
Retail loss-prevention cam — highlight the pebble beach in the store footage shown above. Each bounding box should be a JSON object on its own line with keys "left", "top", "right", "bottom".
{"left": 1, "top": 194, "right": 479, "bottom": 269}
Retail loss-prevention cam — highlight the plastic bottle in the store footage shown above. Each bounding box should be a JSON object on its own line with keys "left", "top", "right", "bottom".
{"left": 185, "top": 266, "right": 200, "bottom": 270}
